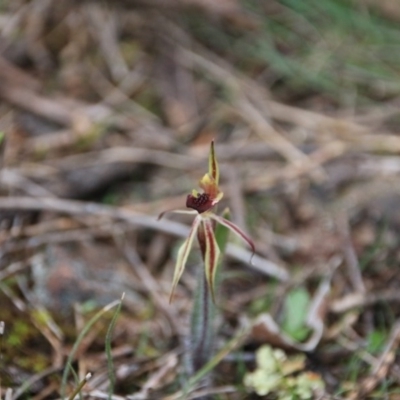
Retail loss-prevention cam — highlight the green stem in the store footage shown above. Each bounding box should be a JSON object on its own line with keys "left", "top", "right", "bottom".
{"left": 188, "top": 210, "right": 230, "bottom": 391}
{"left": 190, "top": 222, "right": 215, "bottom": 373}
{"left": 191, "top": 268, "right": 214, "bottom": 372}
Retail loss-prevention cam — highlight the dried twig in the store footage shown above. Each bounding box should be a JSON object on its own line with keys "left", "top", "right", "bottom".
{"left": 331, "top": 290, "right": 400, "bottom": 314}
{"left": 0, "top": 196, "right": 287, "bottom": 280}
{"left": 337, "top": 212, "right": 365, "bottom": 294}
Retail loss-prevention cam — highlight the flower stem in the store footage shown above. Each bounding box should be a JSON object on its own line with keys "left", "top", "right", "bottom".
{"left": 191, "top": 268, "right": 214, "bottom": 372}
{"left": 188, "top": 210, "right": 230, "bottom": 386}
{"left": 189, "top": 223, "right": 215, "bottom": 372}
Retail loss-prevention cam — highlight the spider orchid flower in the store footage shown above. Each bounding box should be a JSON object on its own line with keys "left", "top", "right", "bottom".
{"left": 159, "top": 141, "right": 255, "bottom": 303}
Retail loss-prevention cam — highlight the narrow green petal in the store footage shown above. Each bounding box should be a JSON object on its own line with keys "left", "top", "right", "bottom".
{"left": 204, "top": 219, "right": 221, "bottom": 303}
{"left": 208, "top": 140, "right": 219, "bottom": 185}
{"left": 209, "top": 214, "right": 256, "bottom": 258}
{"left": 170, "top": 215, "right": 201, "bottom": 302}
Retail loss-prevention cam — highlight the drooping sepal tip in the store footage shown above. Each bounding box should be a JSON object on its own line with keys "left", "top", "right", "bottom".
{"left": 210, "top": 214, "right": 256, "bottom": 264}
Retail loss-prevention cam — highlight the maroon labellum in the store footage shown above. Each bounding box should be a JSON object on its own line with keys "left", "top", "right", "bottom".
{"left": 186, "top": 193, "right": 213, "bottom": 214}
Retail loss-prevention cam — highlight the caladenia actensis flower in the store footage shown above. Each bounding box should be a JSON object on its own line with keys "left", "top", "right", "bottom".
{"left": 159, "top": 141, "right": 255, "bottom": 303}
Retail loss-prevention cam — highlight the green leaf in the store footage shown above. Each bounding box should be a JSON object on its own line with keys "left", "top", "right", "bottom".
{"left": 282, "top": 287, "right": 310, "bottom": 341}
{"left": 367, "top": 330, "right": 387, "bottom": 354}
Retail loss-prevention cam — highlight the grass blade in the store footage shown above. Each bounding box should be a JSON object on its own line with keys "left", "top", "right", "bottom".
{"left": 105, "top": 293, "right": 124, "bottom": 400}
{"left": 61, "top": 299, "right": 121, "bottom": 398}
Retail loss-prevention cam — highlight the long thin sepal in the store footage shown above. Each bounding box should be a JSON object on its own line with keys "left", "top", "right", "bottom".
{"left": 209, "top": 214, "right": 255, "bottom": 259}
{"left": 170, "top": 215, "right": 201, "bottom": 302}
{"left": 203, "top": 219, "right": 221, "bottom": 304}
{"left": 208, "top": 140, "right": 219, "bottom": 184}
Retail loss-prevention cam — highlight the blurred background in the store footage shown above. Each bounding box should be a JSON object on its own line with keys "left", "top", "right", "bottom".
{"left": 1, "top": 0, "right": 400, "bottom": 398}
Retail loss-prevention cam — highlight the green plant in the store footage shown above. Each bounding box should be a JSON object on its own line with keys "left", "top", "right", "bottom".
{"left": 282, "top": 287, "right": 311, "bottom": 342}
{"left": 244, "top": 345, "right": 325, "bottom": 399}
{"left": 159, "top": 141, "right": 255, "bottom": 376}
